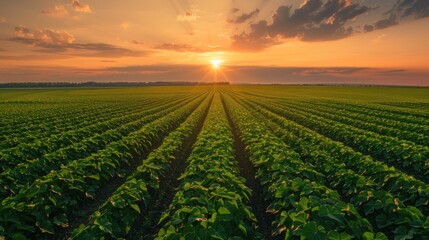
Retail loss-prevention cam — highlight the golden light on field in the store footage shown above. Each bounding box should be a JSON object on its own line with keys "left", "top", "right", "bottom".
{"left": 210, "top": 60, "right": 223, "bottom": 70}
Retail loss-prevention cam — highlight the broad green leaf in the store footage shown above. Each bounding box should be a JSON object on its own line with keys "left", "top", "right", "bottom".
{"left": 218, "top": 207, "right": 231, "bottom": 215}
{"left": 302, "top": 222, "right": 326, "bottom": 240}
{"left": 12, "top": 234, "right": 27, "bottom": 240}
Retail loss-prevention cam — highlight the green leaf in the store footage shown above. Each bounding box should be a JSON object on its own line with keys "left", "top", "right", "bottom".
{"left": 328, "top": 231, "right": 351, "bottom": 240}
{"left": 393, "top": 226, "right": 415, "bottom": 240}
{"left": 52, "top": 213, "right": 69, "bottom": 228}
{"left": 217, "top": 206, "right": 233, "bottom": 221}
{"left": 375, "top": 214, "right": 391, "bottom": 229}
{"left": 130, "top": 203, "right": 140, "bottom": 213}
{"left": 298, "top": 197, "right": 309, "bottom": 210}
{"left": 302, "top": 222, "right": 326, "bottom": 240}
{"left": 238, "top": 222, "right": 247, "bottom": 236}
{"left": 36, "top": 220, "right": 55, "bottom": 234}
{"left": 166, "top": 225, "right": 176, "bottom": 235}
{"left": 363, "top": 232, "right": 374, "bottom": 240}
{"left": 184, "top": 182, "right": 191, "bottom": 191}
{"left": 210, "top": 234, "right": 224, "bottom": 240}
{"left": 94, "top": 215, "right": 113, "bottom": 235}
{"left": 375, "top": 233, "right": 389, "bottom": 240}
{"left": 218, "top": 207, "right": 231, "bottom": 215}
{"left": 48, "top": 196, "right": 58, "bottom": 206}
{"left": 12, "top": 234, "right": 27, "bottom": 240}
{"left": 319, "top": 205, "right": 346, "bottom": 225}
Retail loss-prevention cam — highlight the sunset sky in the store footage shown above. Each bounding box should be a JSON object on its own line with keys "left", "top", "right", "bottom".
{"left": 0, "top": 0, "right": 428, "bottom": 85}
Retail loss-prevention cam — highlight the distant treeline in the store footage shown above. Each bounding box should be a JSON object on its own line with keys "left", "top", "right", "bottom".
{"left": 0, "top": 81, "right": 230, "bottom": 88}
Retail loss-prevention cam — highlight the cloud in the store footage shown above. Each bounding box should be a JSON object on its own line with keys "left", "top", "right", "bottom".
{"left": 383, "top": 69, "right": 406, "bottom": 73}
{"left": 9, "top": 26, "right": 144, "bottom": 58}
{"left": 292, "top": 67, "right": 370, "bottom": 76}
{"left": 13, "top": 26, "right": 75, "bottom": 44}
{"left": 371, "top": 34, "right": 387, "bottom": 44}
{"left": 228, "top": 9, "right": 260, "bottom": 24}
{"left": 0, "top": 48, "right": 5, "bottom": 52}
{"left": 42, "top": 5, "right": 69, "bottom": 17}
{"left": 231, "top": 8, "right": 240, "bottom": 13}
{"left": 14, "top": 25, "right": 31, "bottom": 37}
{"left": 0, "top": 17, "right": 6, "bottom": 23}
{"left": 1, "top": 65, "right": 427, "bottom": 86}
{"left": 155, "top": 43, "right": 220, "bottom": 53}
{"left": 230, "top": 29, "right": 280, "bottom": 51}
{"left": 231, "top": 0, "right": 370, "bottom": 51}
{"left": 364, "top": 0, "right": 428, "bottom": 32}
{"left": 364, "top": 14, "right": 398, "bottom": 32}
{"left": 177, "top": 11, "right": 199, "bottom": 22}
{"left": 396, "top": 0, "right": 429, "bottom": 19}
{"left": 71, "top": 0, "right": 92, "bottom": 13}
{"left": 131, "top": 40, "right": 144, "bottom": 45}
{"left": 223, "top": 66, "right": 428, "bottom": 85}
{"left": 0, "top": 54, "right": 72, "bottom": 60}
{"left": 33, "top": 43, "right": 143, "bottom": 57}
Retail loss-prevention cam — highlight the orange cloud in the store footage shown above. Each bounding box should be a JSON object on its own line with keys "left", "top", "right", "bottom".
{"left": 371, "top": 34, "right": 387, "bottom": 44}
{"left": 71, "top": 0, "right": 92, "bottom": 13}
{"left": 177, "top": 11, "right": 198, "bottom": 22}
{"left": 10, "top": 26, "right": 144, "bottom": 58}
{"left": 14, "top": 26, "right": 75, "bottom": 45}
{"left": 155, "top": 43, "right": 221, "bottom": 53}
{"left": 42, "top": 5, "right": 69, "bottom": 17}
{"left": 131, "top": 40, "right": 144, "bottom": 45}
{"left": 228, "top": 9, "right": 260, "bottom": 24}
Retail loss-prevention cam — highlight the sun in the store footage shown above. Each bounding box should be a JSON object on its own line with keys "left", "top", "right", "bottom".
{"left": 210, "top": 59, "right": 223, "bottom": 69}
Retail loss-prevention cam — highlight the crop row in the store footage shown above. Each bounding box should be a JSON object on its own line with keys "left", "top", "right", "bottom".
{"left": 0, "top": 98, "right": 162, "bottom": 149}
{"left": 243, "top": 95, "right": 429, "bottom": 181}
{"left": 236, "top": 95, "right": 429, "bottom": 213}
{"left": 366, "top": 102, "right": 429, "bottom": 120}
{"left": 304, "top": 100, "right": 429, "bottom": 137}
{"left": 0, "top": 100, "right": 136, "bottom": 138}
{"left": 0, "top": 99, "right": 163, "bottom": 152}
{"left": 0, "top": 93, "right": 193, "bottom": 145}
{"left": 221, "top": 93, "right": 384, "bottom": 239}
{"left": 0, "top": 103, "right": 97, "bottom": 132}
{"left": 155, "top": 93, "right": 261, "bottom": 239}
{"left": 0, "top": 94, "right": 201, "bottom": 199}
{"left": 0, "top": 94, "right": 196, "bottom": 172}
{"left": 281, "top": 100, "right": 429, "bottom": 146}
{"left": 236, "top": 90, "right": 427, "bottom": 126}
{"left": 377, "top": 102, "right": 429, "bottom": 112}
{"left": 0, "top": 93, "right": 171, "bottom": 127}
{"left": 71, "top": 92, "right": 213, "bottom": 239}
{"left": 0, "top": 94, "right": 205, "bottom": 239}
{"left": 228, "top": 93, "right": 429, "bottom": 238}
{"left": 313, "top": 100, "right": 428, "bottom": 126}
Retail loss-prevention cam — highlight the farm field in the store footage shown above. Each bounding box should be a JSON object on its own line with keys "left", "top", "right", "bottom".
{"left": 0, "top": 85, "right": 428, "bottom": 240}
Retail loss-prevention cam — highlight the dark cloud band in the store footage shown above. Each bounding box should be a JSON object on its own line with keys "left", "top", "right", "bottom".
{"left": 9, "top": 26, "right": 144, "bottom": 57}
{"left": 230, "top": 0, "right": 429, "bottom": 51}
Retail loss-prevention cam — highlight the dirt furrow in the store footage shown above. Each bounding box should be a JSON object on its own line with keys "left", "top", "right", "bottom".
{"left": 128, "top": 96, "right": 213, "bottom": 240}
{"left": 221, "top": 94, "right": 272, "bottom": 240}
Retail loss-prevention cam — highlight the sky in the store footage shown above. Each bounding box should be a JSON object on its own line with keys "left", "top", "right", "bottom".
{"left": 0, "top": 0, "right": 428, "bottom": 86}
